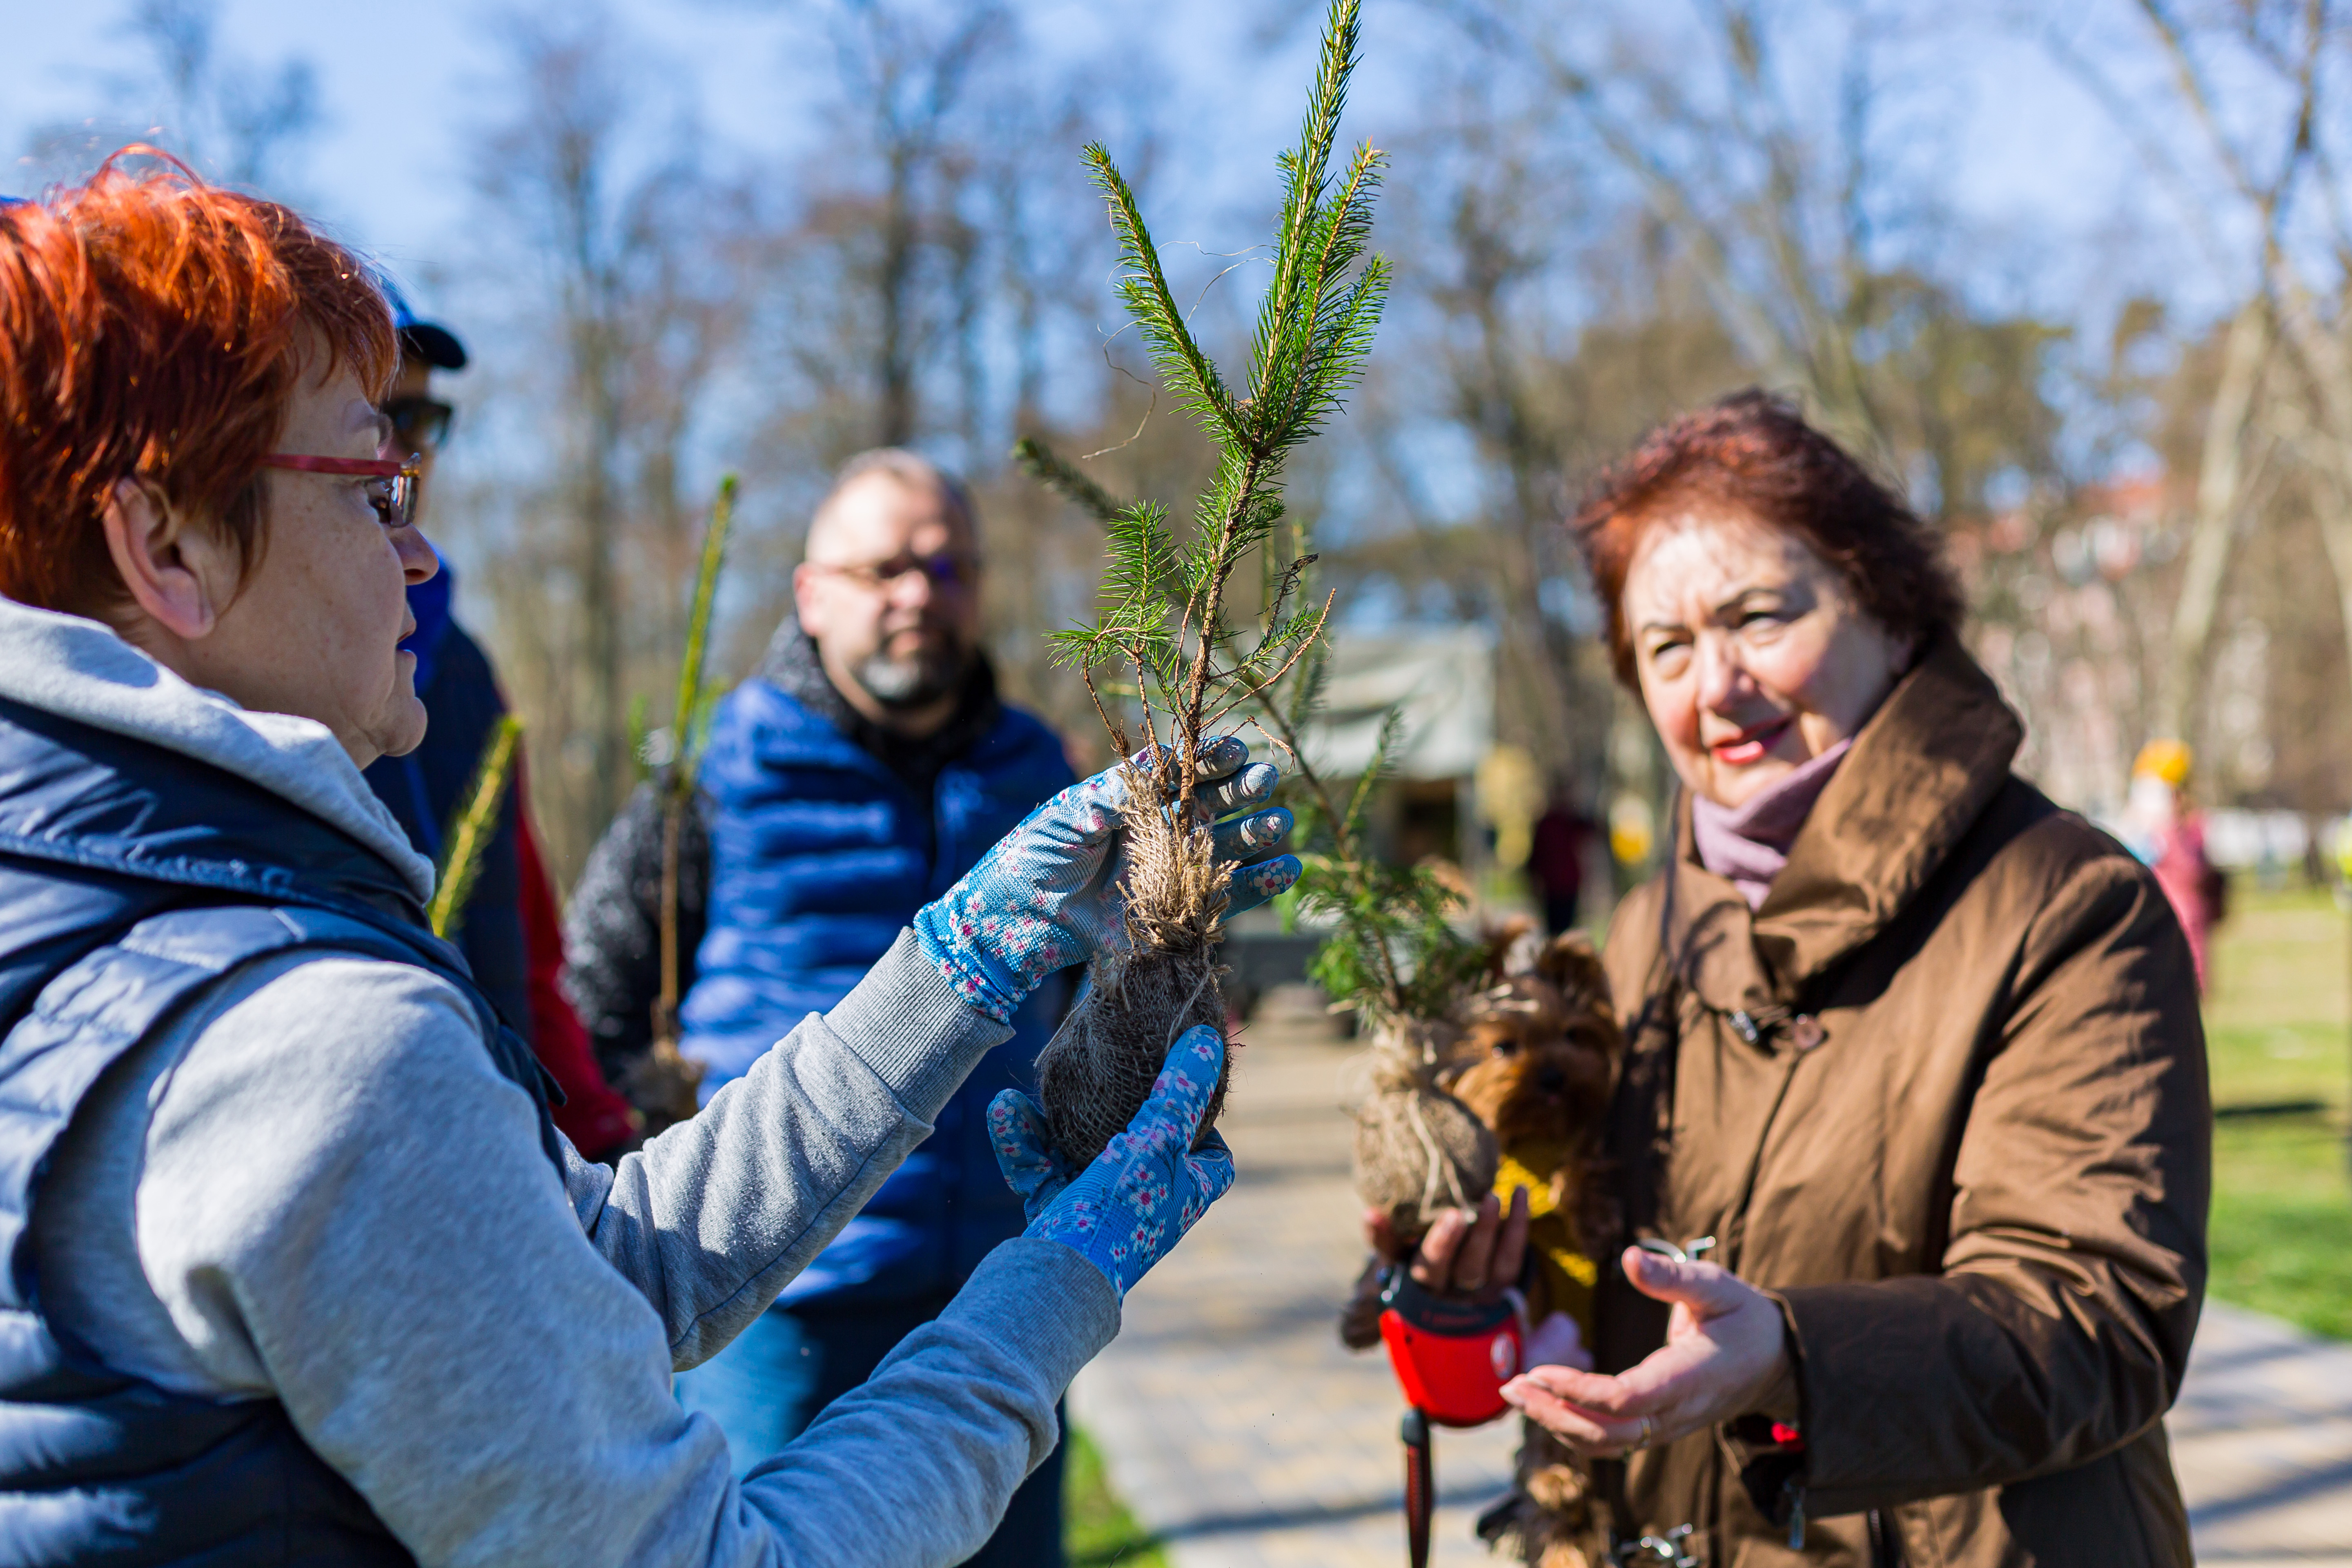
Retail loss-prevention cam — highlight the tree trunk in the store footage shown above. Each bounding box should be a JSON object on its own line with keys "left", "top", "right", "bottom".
{"left": 2159, "top": 298, "right": 2270, "bottom": 743}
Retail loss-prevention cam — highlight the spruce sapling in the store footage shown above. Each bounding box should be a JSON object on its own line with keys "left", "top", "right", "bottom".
{"left": 1025, "top": 0, "right": 1386, "bottom": 1169}
{"left": 427, "top": 714, "right": 523, "bottom": 940}
{"left": 632, "top": 472, "right": 738, "bottom": 1134}
{"left": 1251, "top": 600, "right": 1499, "bottom": 1238}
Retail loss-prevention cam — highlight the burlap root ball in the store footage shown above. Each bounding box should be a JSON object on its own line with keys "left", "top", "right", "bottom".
{"left": 1350, "top": 1083, "right": 1498, "bottom": 1239}
{"left": 1036, "top": 945, "right": 1229, "bottom": 1170}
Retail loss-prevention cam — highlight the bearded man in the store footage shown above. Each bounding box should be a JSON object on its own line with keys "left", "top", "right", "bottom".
{"left": 564, "top": 448, "right": 1076, "bottom": 1566}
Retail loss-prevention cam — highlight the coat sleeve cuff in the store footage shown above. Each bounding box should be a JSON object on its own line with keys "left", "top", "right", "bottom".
{"left": 823, "top": 928, "right": 1016, "bottom": 1124}
{"left": 1728, "top": 1288, "right": 1810, "bottom": 1527}
{"left": 1758, "top": 1277, "right": 1987, "bottom": 1517}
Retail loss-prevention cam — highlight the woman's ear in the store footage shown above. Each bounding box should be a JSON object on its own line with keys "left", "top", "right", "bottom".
{"left": 100, "top": 477, "right": 234, "bottom": 641}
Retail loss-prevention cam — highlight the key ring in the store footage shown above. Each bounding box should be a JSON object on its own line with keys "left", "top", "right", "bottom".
{"left": 1635, "top": 1236, "right": 1717, "bottom": 1265}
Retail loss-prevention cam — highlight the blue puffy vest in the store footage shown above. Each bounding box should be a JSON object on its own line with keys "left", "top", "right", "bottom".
{"left": 681, "top": 677, "right": 1073, "bottom": 1305}
{"left": 0, "top": 697, "right": 562, "bottom": 1565}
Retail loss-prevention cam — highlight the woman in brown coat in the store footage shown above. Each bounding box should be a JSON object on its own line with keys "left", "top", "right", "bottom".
{"left": 1498, "top": 392, "right": 2209, "bottom": 1566}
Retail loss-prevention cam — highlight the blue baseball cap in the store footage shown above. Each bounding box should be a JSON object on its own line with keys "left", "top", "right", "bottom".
{"left": 383, "top": 280, "right": 467, "bottom": 372}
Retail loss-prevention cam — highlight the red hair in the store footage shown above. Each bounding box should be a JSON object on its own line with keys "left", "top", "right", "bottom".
{"left": 0, "top": 151, "right": 396, "bottom": 612}
{"left": 1572, "top": 389, "right": 1962, "bottom": 686}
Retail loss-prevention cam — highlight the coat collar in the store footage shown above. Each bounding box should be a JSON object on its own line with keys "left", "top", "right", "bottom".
{"left": 1658, "top": 636, "right": 2023, "bottom": 1013}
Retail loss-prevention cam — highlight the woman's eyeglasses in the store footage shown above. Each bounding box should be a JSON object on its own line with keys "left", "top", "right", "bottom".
{"left": 259, "top": 453, "right": 423, "bottom": 530}
{"left": 382, "top": 396, "right": 455, "bottom": 454}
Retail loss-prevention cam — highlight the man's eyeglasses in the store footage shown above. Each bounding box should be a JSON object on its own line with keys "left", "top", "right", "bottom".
{"left": 259, "top": 453, "right": 423, "bottom": 530}
{"left": 806, "top": 553, "right": 982, "bottom": 593}
{"left": 383, "top": 396, "right": 455, "bottom": 455}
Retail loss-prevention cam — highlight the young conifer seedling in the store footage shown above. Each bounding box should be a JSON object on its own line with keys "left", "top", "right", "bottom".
{"left": 1024, "top": 0, "right": 1386, "bottom": 1169}
{"left": 632, "top": 472, "right": 737, "bottom": 1135}
{"left": 1253, "top": 616, "right": 1500, "bottom": 1238}
{"left": 426, "top": 714, "right": 523, "bottom": 940}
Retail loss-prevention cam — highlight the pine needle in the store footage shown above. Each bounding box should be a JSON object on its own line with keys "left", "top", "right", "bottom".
{"left": 428, "top": 714, "right": 523, "bottom": 940}
{"left": 1024, "top": 0, "right": 1384, "bottom": 940}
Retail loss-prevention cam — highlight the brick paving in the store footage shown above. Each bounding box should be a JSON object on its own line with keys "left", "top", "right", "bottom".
{"left": 2173, "top": 1304, "right": 2352, "bottom": 1564}
{"left": 1071, "top": 1016, "right": 2352, "bottom": 1566}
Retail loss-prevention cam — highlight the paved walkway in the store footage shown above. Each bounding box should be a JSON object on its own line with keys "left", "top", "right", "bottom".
{"left": 1071, "top": 1017, "right": 2352, "bottom": 1566}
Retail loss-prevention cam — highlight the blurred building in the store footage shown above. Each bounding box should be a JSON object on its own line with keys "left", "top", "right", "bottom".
{"left": 1280, "top": 626, "right": 1497, "bottom": 873}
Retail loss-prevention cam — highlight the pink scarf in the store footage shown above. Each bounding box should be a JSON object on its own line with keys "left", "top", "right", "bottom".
{"left": 1690, "top": 739, "right": 1854, "bottom": 910}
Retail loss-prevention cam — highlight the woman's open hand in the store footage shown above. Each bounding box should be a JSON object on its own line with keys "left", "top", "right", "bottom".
{"left": 1502, "top": 1247, "right": 1796, "bottom": 1455}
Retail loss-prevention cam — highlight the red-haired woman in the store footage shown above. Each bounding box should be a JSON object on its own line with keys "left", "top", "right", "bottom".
{"left": 0, "top": 164, "right": 1294, "bottom": 1564}
{"left": 1474, "top": 390, "right": 2207, "bottom": 1564}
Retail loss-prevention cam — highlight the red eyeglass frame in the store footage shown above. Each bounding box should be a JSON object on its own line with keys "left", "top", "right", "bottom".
{"left": 258, "top": 452, "right": 423, "bottom": 530}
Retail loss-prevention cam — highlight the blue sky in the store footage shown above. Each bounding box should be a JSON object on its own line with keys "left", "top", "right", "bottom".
{"left": 3, "top": 0, "right": 1293, "bottom": 300}
{"left": 1, "top": 0, "right": 2201, "bottom": 317}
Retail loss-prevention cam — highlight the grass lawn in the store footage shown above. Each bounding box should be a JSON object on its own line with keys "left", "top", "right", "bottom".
{"left": 2203, "top": 882, "right": 2352, "bottom": 1339}
{"left": 1065, "top": 1425, "right": 1169, "bottom": 1568}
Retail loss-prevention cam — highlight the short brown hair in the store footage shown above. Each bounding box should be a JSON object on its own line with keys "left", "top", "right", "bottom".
{"left": 1572, "top": 389, "right": 1962, "bottom": 686}
{"left": 0, "top": 151, "right": 396, "bottom": 612}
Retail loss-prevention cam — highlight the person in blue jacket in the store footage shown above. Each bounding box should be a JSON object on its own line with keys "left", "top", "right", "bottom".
{"left": 564, "top": 448, "right": 1080, "bottom": 1564}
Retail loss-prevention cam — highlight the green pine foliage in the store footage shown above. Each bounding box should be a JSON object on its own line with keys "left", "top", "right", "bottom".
{"left": 1027, "top": 0, "right": 1485, "bottom": 1025}
{"left": 1039, "top": 0, "right": 1384, "bottom": 819}
{"left": 1258, "top": 669, "right": 1490, "bottom": 1029}
{"left": 427, "top": 713, "right": 523, "bottom": 940}
{"left": 655, "top": 472, "right": 738, "bottom": 1051}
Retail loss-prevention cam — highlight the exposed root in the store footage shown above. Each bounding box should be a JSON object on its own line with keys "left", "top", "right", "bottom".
{"left": 1349, "top": 1014, "right": 1497, "bottom": 1238}
{"left": 1034, "top": 769, "right": 1238, "bottom": 1169}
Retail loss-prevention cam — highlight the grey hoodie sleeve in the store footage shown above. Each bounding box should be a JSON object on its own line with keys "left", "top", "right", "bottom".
{"left": 562, "top": 930, "right": 1018, "bottom": 1365}
{"left": 105, "top": 935, "right": 1114, "bottom": 1568}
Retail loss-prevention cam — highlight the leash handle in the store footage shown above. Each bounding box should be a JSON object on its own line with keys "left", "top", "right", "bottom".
{"left": 1402, "top": 1407, "right": 1433, "bottom": 1568}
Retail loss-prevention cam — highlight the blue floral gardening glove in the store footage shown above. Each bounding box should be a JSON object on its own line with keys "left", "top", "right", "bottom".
{"left": 987, "top": 1024, "right": 1236, "bottom": 1300}
{"left": 912, "top": 736, "right": 1298, "bottom": 1023}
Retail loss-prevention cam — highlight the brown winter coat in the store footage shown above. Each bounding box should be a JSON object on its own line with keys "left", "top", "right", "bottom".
{"left": 1592, "top": 637, "right": 2209, "bottom": 1567}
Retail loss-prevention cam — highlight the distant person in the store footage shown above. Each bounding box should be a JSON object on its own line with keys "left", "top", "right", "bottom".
{"left": 361, "top": 292, "right": 636, "bottom": 1159}
{"left": 1528, "top": 796, "right": 1595, "bottom": 935}
{"left": 565, "top": 450, "right": 1079, "bottom": 1564}
{"left": 0, "top": 158, "right": 1295, "bottom": 1566}
{"left": 2120, "top": 739, "right": 2223, "bottom": 990}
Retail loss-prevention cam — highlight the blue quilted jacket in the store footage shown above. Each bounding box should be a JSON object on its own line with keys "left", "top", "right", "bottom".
{"left": 0, "top": 697, "right": 559, "bottom": 1565}
{"left": 679, "top": 677, "right": 1073, "bottom": 1306}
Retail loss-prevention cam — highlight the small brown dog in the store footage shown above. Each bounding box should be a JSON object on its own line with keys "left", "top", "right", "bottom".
{"left": 1336, "top": 930, "right": 1624, "bottom": 1567}
{"left": 1445, "top": 932, "right": 1622, "bottom": 1568}
{"left": 1442, "top": 930, "right": 1620, "bottom": 1305}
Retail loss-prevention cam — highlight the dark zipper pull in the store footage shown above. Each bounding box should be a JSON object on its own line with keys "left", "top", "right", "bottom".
{"left": 1784, "top": 1479, "right": 1806, "bottom": 1550}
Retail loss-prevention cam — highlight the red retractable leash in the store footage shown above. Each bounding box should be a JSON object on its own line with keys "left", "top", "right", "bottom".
{"left": 1374, "top": 1265, "right": 1526, "bottom": 1567}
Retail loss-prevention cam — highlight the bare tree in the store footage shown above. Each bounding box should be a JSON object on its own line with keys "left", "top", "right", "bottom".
{"left": 2045, "top": 3, "right": 2315, "bottom": 746}
{"left": 829, "top": 1, "right": 1010, "bottom": 448}
{"left": 460, "top": 12, "right": 753, "bottom": 878}
{"left": 24, "top": 0, "right": 318, "bottom": 193}
{"left": 1429, "top": 0, "right": 1920, "bottom": 457}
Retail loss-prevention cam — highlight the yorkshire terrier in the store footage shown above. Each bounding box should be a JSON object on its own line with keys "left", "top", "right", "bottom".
{"left": 1443, "top": 931, "right": 1621, "bottom": 1568}
{"left": 1441, "top": 929, "right": 1621, "bottom": 1327}
{"left": 1336, "top": 928, "right": 1624, "bottom": 1568}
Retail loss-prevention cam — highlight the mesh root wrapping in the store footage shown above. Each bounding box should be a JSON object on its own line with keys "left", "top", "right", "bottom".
{"left": 1035, "top": 769, "right": 1232, "bottom": 1169}
{"left": 1349, "top": 1018, "right": 1497, "bottom": 1237}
